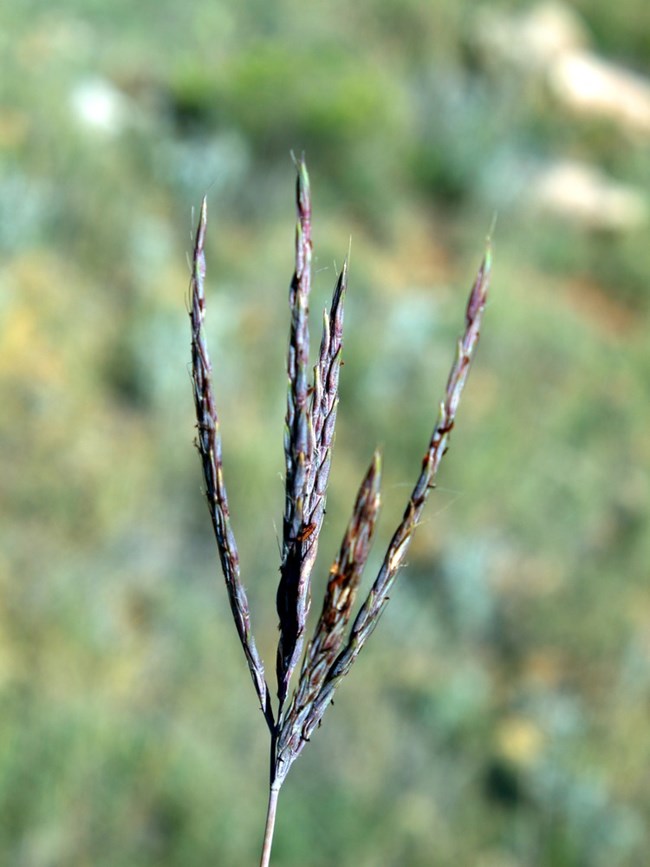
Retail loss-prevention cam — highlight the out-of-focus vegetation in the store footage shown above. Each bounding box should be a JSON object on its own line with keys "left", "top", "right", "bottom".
{"left": 1, "top": 1, "right": 649, "bottom": 864}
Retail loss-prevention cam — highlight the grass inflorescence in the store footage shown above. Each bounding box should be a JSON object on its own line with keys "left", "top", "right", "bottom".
{"left": 189, "top": 157, "right": 491, "bottom": 866}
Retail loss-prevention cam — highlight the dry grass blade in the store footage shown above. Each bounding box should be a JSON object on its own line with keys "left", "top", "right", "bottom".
{"left": 297, "top": 245, "right": 492, "bottom": 743}
{"left": 276, "top": 451, "right": 381, "bottom": 779}
{"left": 276, "top": 156, "right": 315, "bottom": 708}
{"left": 190, "top": 197, "right": 274, "bottom": 731}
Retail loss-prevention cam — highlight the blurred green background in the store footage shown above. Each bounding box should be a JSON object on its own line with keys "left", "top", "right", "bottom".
{"left": 1, "top": 1, "right": 649, "bottom": 864}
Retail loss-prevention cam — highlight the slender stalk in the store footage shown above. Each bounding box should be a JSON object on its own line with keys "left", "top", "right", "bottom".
{"left": 259, "top": 784, "right": 281, "bottom": 867}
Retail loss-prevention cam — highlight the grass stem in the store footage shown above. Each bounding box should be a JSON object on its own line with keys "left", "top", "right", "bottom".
{"left": 259, "top": 784, "right": 281, "bottom": 867}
